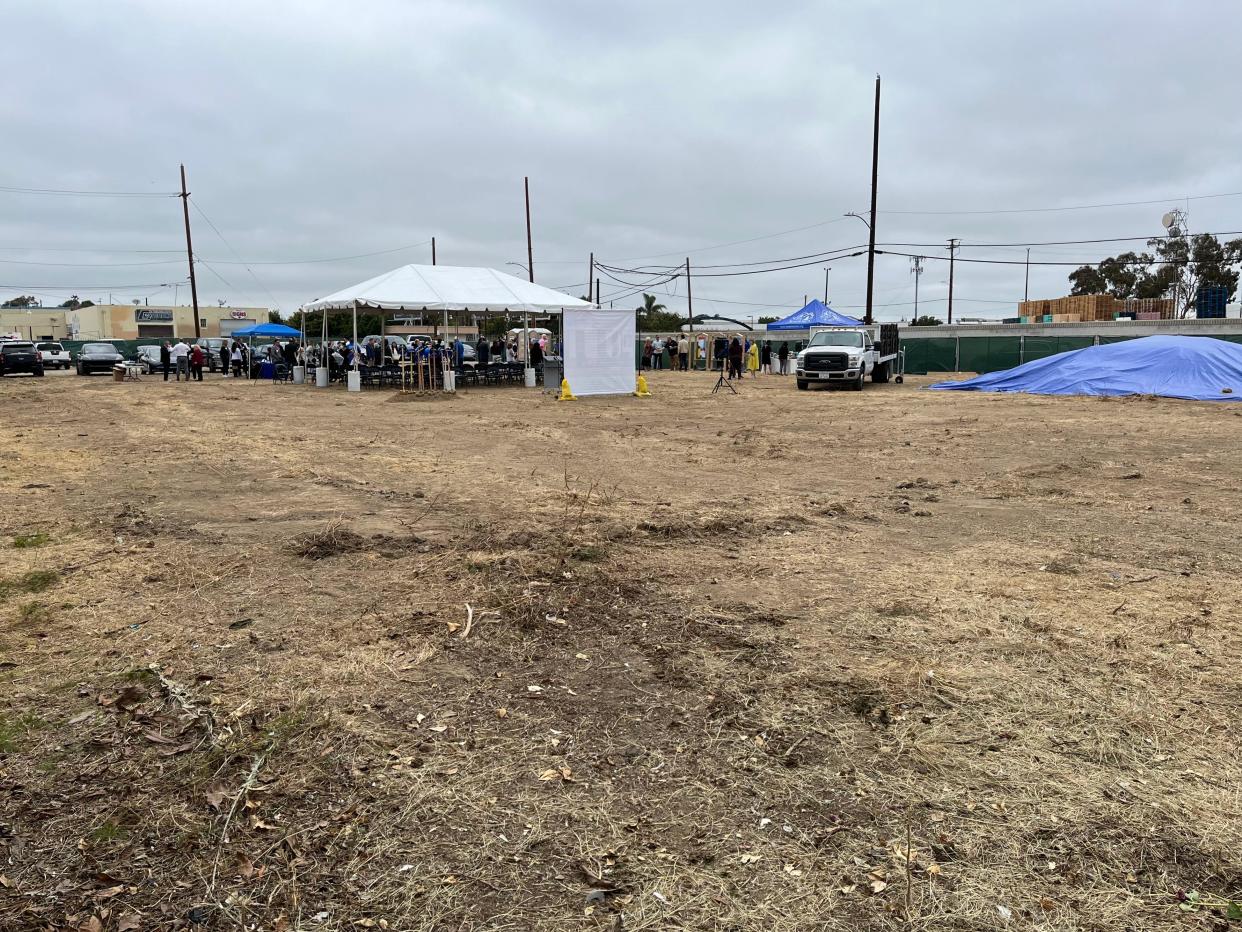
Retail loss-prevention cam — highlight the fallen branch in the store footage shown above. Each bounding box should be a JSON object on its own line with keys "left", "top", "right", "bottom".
{"left": 209, "top": 745, "right": 273, "bottom": 894}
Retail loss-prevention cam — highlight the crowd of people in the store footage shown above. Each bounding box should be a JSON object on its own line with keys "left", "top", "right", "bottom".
{"left": 640, "top": 333, "right": 799, "bottom": 379}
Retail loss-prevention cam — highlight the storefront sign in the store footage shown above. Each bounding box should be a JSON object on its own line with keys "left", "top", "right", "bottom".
{"left": 230, "top": 310, "right": 249, "bottom": 319}
{"left": 135, "top": 309, "right": 173, "bottom": 322}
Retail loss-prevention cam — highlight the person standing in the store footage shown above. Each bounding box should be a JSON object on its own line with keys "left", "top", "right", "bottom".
{"left": 189, "top": 342, "right": 205, "bottom": 381}
{"left": 728, "top": 335, "right": 744, "bottom": 380}
{"left": 677, "top": 334, "right": 689, "bottom": 371}
{"left": 760, "top": 341, "right": 772, "bottom": 374}
{"left": 219, "top": 340, "right": 230, "bottom": 376}
{"left": 171, "top": 338, "right": 190, "bottom": 382}
{"left": 230, "top": 341, "right": 243, "bottom": 378}
{"left": 159, "top": 341, "right": 172, "bottom": 381}
{"left": 777, "top": 341, "right": 790, "bottom": 375}
{"left": 746, "top": 340, "right": 760, "bottom": 377}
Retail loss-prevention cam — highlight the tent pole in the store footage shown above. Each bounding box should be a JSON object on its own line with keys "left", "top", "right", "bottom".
{"left": 352, "top": 300, "right": 359, "bottom": 370}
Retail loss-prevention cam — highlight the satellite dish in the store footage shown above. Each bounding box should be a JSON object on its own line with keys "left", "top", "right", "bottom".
{"left": 1161, "top": 211, "right": 1176, "bottom": 230}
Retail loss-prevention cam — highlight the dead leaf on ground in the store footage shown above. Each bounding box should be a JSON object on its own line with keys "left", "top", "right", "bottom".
{"left": 114, "top": 685, "right": 147, "bottom": 712}
{"left": 205, "top": 782, "right": 228, "bottom": 811}
{"left": 117, "top": 912, "right": 142, "bottom": 931}
{"left": 236, "top": 852, "right": 255, "bottom": 879}
{"left": 79, "top": 917, "right": 104, "bottom": 932}
{"left": 68, "top": 710, "right": 94, "bottom": 725}
{"left": 869, "top": 879, "right": 888, "bottom": 894}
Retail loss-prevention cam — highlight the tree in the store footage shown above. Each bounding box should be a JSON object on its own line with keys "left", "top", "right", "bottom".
{"left": 59, "top": 295, "right": 84, "bottom": 309}
{"left": 757, "top": 316, "right": 780, "bottom": 324}
{"left": 636, "top": 293, "right": 684, "bottom": 332}
{"left": 910, "top": 315, "right": 943, "bottom": 326}
{"left": 1068, "top": 218, "right": 1242, "bottom": 316}
{"left": 2, "top": 295, "right": 39, "bottom": 308}
{"left": 268, "top": 309, "right": 283, "bottom": 323}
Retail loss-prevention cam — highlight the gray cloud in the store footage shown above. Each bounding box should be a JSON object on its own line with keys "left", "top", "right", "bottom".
{"left": 3, "top": 0, "right": 1241, "bottom": 320}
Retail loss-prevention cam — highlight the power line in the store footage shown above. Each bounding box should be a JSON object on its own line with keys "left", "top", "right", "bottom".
{"left": 189, "top": 199, "right": 284, "bottom": 312}
{"left": 205, "top": 239, "right": 432, "bottom": 265}
{"left": 876, "top": 249, "right": 1216, "bottom": 268}
{"left": 0, "top": 257, "right": 184, "bottom": 268}
{"left": 0, "top": 184, "right": 178, "bottom": 198}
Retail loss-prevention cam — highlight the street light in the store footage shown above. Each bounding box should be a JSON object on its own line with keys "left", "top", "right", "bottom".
{"left": 506, "top": 261, "right": 530, "bottom": 276}
{"left": 844, "top": 211, "right": 871, "bottom": 230}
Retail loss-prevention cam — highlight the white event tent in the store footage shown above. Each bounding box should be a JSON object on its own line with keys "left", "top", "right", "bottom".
{"left": 303, "top": 264, "right": 634, "bottom": 396}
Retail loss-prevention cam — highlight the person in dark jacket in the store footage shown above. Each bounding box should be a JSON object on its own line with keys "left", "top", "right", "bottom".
{"left": 777, "top": 341, "right": 790, "bottom": 375}
{"left": 160, "top": 341, "right": 171, "bottom": 381}
{"left": 529, "top": 338, "right": 544, "bottom": 370}
{"left": 283, "top": 339, "right": 298, "bottom": 369}
{"left": 728, "top": 335, "right": 744, "bottom": 380}
{"left": 477, "top": 336, "right": 490, "bottom": 365}
{"left": 219, "top": 341, "right": 230, "bottom": 376}
{"left": 760, "top": 341, "right": 772, "bottom": 374}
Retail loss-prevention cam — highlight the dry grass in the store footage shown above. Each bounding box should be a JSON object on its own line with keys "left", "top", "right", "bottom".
{"left": 0, "top": 372, "right": 1239, "bottom": 930}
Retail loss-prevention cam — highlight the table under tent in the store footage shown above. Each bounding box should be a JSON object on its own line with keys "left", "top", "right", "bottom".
{"left": 301, "top": 264, "right": 634, "bottom": 395}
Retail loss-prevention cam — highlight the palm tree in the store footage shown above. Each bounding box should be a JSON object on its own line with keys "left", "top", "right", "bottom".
{"left": 640, "top": 293, "right": 667, "bottom": 315}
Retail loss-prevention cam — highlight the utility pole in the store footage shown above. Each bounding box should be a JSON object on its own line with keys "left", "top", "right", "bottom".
{"left": 432, "top": 237, "right": 437, "bottom": 265}
{"left": 685, "top": 258, "right": 694, "bottom": 334}
{"left": 1024, "top": 247, "right": 1030, "bottom": 301}
{"left": 595, "top": 278, "right": 600, "bottom": 306}
{"left": 588, "top": 252, "right": 594, "bottom": 302}
{"left": 910, "top": 256, "right": 923, "bottom": 319}
{"left": 864, "top": 74, "right": 881, "bottom": 326}
{"left": 824, "top": 267, "right": 831, "bottom": 304}
{"left": 947, "top": 238, "right": 959, "bottom": 325}
{"left": 178, "top": 164, "right": 201, "bottom": 339}
{"left": 524, "top": 176, "right": 534, "bottom": 283}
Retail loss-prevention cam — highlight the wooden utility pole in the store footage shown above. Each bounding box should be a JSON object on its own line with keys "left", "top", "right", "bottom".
{"left": 947, "top": 239, "right": 959, "bottom": 325}
{"left": 685, "top": 258, "right": 693, "bottom": 334}
{"left": 432, "top": 237, "right": 437, "bottom": 265}
{"left": 524, "top": 176, "right": 534, "bottom": 282}
{"left": 595, "top": 278, "right": 600, "bottom": 305}
{"left": 178, "top": 164, "right": 201, "bottom": 338}
{"left": 864, "top": 74, "right": 881, "bottom": 326}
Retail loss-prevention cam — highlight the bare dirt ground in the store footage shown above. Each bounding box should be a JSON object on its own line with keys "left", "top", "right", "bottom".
{"left": 0, "top": 368, "right": 1239, "bottom": 932}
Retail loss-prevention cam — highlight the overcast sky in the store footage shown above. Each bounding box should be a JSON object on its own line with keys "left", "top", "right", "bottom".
{"left": 4, "top": 0, "right": 1241, "bottom": 322}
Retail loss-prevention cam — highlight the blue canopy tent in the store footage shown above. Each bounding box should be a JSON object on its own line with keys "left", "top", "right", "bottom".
{"left": 228, "top": 322, "right": 302, "bottom": 338}
{"left": 765, "top": 300, "right": 862, "bottom": 331}
{"left": 228, "top": 322, "right": 302, "bottom": 381}
{"left": 930, "top": 335, "right": 1242, "bottom": 402}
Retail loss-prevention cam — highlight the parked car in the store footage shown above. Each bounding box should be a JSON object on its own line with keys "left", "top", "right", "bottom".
{"left": 76, "top": 342, "right": 125, "bottom": 375}
{"left": 134, "top": 344, "right": 163, "bottom": 374}
{"left": 195, "top": 337, "right": 229, "bottom": 372}
{"left": 36, "top": 342, "right": 71, "bottom": 369}
{"left": 0, "top": 341, "right": 45, "bottom": 377}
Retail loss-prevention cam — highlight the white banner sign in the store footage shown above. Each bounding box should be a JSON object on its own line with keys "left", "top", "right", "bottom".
{"left": 562, "top": 307, "right": 636, "bottom": 396}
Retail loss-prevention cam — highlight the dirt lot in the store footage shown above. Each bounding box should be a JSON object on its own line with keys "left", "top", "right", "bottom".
{"left": 0, "top": 369, "right": 1239, "bottom": 931}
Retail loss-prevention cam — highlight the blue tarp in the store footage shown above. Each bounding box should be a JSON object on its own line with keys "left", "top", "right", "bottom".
{"left": 930, "top": 335, "right": 1242, "bottom": 402}
{"left": 765, "top": 299, "right": 862, "bottom": 331}
{"left": 229, "top": 322, "right": 302, "bottom": 338}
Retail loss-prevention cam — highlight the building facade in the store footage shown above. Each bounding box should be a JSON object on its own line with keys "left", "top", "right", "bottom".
{"left": 0, "top": 310, "right": 71, "bottom": 341}
{"left": 65, "top": 305, "right": 271, "bottom": 340}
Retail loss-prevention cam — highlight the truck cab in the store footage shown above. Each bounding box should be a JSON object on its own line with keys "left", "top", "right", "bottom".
{"left": 794, "top": 323, "right": 901, "bottom": 391}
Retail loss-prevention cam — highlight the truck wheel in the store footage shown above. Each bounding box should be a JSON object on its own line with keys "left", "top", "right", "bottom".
{"left": 895, "top": 375, "right": 904, "bottom": 384}
{"left": 872, "top": 360, "right": 890, "bottom": 383}
{"left": 852, "top": 371, "right": 864, "bottom": 391}
{"left": 796, "top": 379, "right": 809, "bottom": 390}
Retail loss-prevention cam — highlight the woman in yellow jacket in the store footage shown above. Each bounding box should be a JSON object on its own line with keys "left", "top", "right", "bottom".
{"left": 746, "top": 340, "right": 760, "bottom": 377}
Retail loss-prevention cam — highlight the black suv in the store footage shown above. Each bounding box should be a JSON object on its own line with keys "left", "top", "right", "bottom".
{"left": 0, "top": 341, "right": 45, "bottom": 377}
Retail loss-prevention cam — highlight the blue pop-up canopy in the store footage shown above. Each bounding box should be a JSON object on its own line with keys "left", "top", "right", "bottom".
{"left": 765, "top": 299, "right": 862, "bottom": 331}
{"left": 931, "top": 335, "right": 1242, "bottom": 402}
{"left": 229, "top": 322, "right": 302, "bottom": 338}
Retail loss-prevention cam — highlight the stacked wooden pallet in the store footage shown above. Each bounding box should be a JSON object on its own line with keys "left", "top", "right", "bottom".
{"left": 1018, "top": 294, "right": 1174, "bottom": 322}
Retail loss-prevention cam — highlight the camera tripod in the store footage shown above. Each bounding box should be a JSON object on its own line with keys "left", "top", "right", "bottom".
{"left": 711, "top": 364, "right": 738, "bottom": 395}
